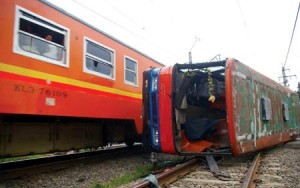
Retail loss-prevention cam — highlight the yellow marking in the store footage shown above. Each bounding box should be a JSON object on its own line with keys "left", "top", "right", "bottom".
{"left": 0, "top": 63, "right": 142, "bottom": 99}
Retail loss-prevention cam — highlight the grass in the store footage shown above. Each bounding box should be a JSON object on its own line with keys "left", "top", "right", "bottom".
{"left": 92, "top": 164, "right": 152, "bottom": 188}
{"left": 0, "top": 148, "right": 95, "bottom": 163}
{"left": 91, "top": 155, "right": 187, "bottom": 188}
{"left": 0, "top": 154, "right": 47, "bottom": 163}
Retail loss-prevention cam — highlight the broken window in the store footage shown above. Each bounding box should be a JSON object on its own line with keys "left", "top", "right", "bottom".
{"left": 84, "top": 38, "right": 115, "bottom": 79}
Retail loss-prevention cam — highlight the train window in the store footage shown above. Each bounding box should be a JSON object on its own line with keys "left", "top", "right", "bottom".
{"left": 84, "top": 38, "right": 115, "bottom": 79}
{"left": 14, "top": 6, "right": 69, "bottom": 67}
{"left": 261, "top": 97, "right": 272, "bottom": 121}
{"left": 282, "top": 102, "right": 289, "bottom": 121}
{"left": 124, "top": 56, "right": 138, "bottom": 86}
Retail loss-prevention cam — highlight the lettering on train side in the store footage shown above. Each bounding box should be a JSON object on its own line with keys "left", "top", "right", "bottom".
{"left": 14, "top": 84, "right": 36, "bottom": 93}
{"left": 14, "top": 84, "right": 68, "bottom": 98}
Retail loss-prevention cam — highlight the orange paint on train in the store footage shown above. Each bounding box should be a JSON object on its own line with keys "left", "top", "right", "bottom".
{"left": 0, "top": 0, "right": 163, "bottom": 136}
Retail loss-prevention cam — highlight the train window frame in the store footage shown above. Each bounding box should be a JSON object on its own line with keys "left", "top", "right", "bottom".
{"left": 83, "top": 37, "right": 116, "bottom": 80}
{"left": 261, "top": 96, "right": 272, "bottom": 121}
{"left": 13, "top": 6, "right": 70, "bottom": 67}
{"left": 124, "top": 56, "right": 138, "bottom": 87}
{"left": 282, "top": 102, "right": 289, "bottom": 121}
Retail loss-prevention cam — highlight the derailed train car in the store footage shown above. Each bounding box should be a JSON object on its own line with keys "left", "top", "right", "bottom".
{"left": 142, "top": 58, "right": 300, "bottom": 156}
{"left": 0, "top": 0, "right": 162, "bottom": 157}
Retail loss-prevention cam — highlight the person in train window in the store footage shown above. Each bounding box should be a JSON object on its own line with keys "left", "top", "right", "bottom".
{"left": 19, "top": 34, "right": 40, "bottom": 54}
{"left": 42, "top": 34, "right": 58, "bottom": 60}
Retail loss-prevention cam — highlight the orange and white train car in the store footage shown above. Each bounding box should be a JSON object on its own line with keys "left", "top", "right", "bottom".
{"left": 0, "top": 0, "right": 162, "bottom": 157}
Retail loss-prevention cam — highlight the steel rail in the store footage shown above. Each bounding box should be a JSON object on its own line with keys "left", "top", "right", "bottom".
{"left": 132, "top": 158, "right": 200, "bottom": 188}
{"left": 241, "top": 152, "right": 261, "bottom": 188}
{"left": 0, "top": 144, "right": 141, "bottom": 181}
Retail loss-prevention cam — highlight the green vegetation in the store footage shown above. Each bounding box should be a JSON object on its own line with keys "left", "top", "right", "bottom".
{"left": 91, "top": 156, "right": 187, "bottom": 188}
{"left": 0, "top": 148, "right": 95, "bottom": 163}
{"left": 0, "top": 154, "right": 46, "bottom": 163}
{"left": 92, "top": 164, "right": 152, "bottom": 188}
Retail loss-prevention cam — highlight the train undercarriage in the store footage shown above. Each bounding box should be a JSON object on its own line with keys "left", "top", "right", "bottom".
{"left": 0, "top": 115, "right": 138, "bottom": 158}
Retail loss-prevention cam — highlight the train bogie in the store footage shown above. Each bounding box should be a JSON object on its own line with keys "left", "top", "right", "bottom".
{"left": 143, "top": 58, "right": 300, "bottom": 156}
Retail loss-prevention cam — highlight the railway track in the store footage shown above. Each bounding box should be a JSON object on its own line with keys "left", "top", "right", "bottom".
{"left": 0, "top": 144, "right": 142, "bottom": 181}
{"left": 165, "top": 155, "right": 254, "bottom": 188}
{"left": 248, "top": 148, "right": 287, "bottom": 187}
{"left": 131, "top": 155, "right": 253, "bottom": 187}
{"left": 133, "top": 145, "right": 297, "bottom": 187}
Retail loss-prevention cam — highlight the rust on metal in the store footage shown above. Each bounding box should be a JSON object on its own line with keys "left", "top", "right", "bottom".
{"left": 241, "top": 152, "right": 261, "bottom": 188}
{"left": 229, "top": 59, "right": 300, "bottom": 156}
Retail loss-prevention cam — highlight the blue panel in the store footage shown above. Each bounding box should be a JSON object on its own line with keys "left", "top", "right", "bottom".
{"left": 149, "top": 68, "right": 161, "bottom": 151}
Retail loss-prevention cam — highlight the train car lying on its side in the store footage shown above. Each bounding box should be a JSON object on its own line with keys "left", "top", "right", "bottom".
{"left": 142, "top": 58, "right": 300, "bottom": 156}
{"left": 0, "top": 0, "right": 163, "bottom": 158}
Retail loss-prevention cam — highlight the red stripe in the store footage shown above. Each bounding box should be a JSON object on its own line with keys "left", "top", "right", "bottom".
{"left": 225, "top": 59, "right": 239, "bottom": 156}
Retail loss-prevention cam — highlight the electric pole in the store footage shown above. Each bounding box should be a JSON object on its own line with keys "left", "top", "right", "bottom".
{"left": 282, "top": 67, "right": 288, "bottom": 87}
{"left": 188, "top": 37, "right": 200, "bottom": 64}
{"left": 279, "top": 66, "right": 296, "bottom": 87}
{"left": 280, "top": 2, "right": 300, "bottom": 87}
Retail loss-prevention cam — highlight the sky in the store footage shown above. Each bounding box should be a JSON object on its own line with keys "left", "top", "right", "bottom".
{"left": 47, "top": 0, "right": 300, "bottom": 91}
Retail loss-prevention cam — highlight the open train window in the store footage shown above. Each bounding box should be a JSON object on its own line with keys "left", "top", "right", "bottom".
{"left": 13, "top": 6, "right": 69, "bottom": 67}
{"left": 282, "top": 102, "right": 289, "bottom": 121}
{"left": 84, "top": 38, "right": 115, "bottom": 79}
{"left": 124, "top": 56, "right": 138, "bottom": 86}
{"left": 261, "top": 97, "right": 272, "bottom": 121}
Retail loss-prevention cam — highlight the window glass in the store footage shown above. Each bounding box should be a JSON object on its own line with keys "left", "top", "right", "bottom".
{"left": 261, "top": 97, "right": 272, "bottom": 121}
{"left": 86, "top": 58, "right": 113, "bottom": 76}
{"left": 125, "top": 57, "right": 137, "bottom": 85}
{"left": 126, "top": 58, "right": 136, "bottom": 71}
{"left": 15, "top": 7, "right": 67, "bottom": 66}
{"left": 19, "top": 33, "right": 40, "bottom": 55}
{"left": 126, "top": 71, "right": 136, "bottom": 84}
{"left": 87, "top": 42, "right": 111, "bottom": 62}
{"left": 85, "top": 39, "right": 114, "bottom": 78}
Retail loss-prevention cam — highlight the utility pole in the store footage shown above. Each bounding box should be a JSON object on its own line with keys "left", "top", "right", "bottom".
{"left": 188, "top": 37, "right": 200, "bottom": 64}
{"left": 281, "top": 67, "right": 288, "bottom": 87}
{"left": 280, "top": 2, "right": 300, "bottom": 87}
{"left": 279, "top": 66, "right": 296, "bottom": 87}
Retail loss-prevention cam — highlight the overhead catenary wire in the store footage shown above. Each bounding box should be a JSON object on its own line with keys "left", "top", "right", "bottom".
{"left": 71, "top": 0, "right": 145, "bottom": 41}
{"left": 236, "top": 0, "right": 247, "bottom": 28}
{"left": 283, "top": 2, "right": 300, "bottom": 68}
{"left": 102, "top": 0, "right": 146, "bottom": 31}
{"left": 236, "top": 0, "right": 255, "bottom": 60}
{"left": 72, "top": 0, "right": 177, "bottom": 63}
